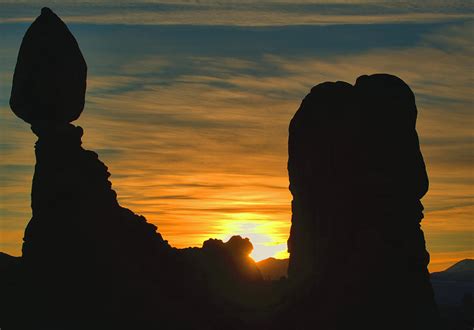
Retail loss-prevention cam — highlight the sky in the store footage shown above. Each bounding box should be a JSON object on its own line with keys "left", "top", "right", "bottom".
{"left": 0, "top": 0, "right": 472, "bottom": 271}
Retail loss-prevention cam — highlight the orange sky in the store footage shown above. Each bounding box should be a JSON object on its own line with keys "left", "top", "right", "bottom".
{"left": 1, "top": 3, "right": 473, "bottom": 273}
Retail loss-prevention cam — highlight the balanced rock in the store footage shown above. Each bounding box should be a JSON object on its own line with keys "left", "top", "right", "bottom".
{"left": 5, "top": 8, "right": 268, "bottom": 329}
{"left": 10, "top": 7, "right": 86, "bottom": 124}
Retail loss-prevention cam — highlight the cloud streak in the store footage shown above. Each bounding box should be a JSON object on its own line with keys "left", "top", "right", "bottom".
{"left": 0, "top": 15, "right": 472, "bottom": 270}
{"left": 1, "top": 1, "right": 473, "bottom": 26}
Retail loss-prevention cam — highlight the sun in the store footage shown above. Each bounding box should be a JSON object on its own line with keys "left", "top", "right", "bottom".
{"left": 220, "top": 216, "right": 289, "bottom": 262}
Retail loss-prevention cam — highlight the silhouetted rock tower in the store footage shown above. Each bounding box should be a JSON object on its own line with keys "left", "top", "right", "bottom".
{"left": 7, "top": 8, "right": 265, "bottom": 329}
{"left": 286, "top": 74, "right": 439, "bottom": 329}
{"left": 8, "top": 8, "right": 187, "bottom": 327}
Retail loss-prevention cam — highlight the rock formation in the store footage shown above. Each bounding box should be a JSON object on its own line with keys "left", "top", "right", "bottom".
{"left": 200, "top": 236, "right": 262, "bottom": 283}
{"left": 10, "top": 7, "right": 86, "bottom": 124}
{"left": 4, "top": 8, "right": 264, "bottom": 330}
{"left": 181, "top": 236, "right": 265, "bottom": 327}
{"left": 257, "top": 257, "right": 289, "bottom": 280}
{"left": 286, "top": 74, "right": 440, "bottom": 329}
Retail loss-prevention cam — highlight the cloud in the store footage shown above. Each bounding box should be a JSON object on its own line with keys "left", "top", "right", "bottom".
{"left": 0, "top": 1, "right": 473, "bottom": 26}
{"left": 87, "top": 75, "right": 143, "bottom": 94}
{"left": 87, "top": 22, "right": 472, "bottom": 264}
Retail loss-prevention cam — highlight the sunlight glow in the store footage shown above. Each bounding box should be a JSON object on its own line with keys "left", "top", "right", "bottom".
{"left": 220, "top": 218, "right": 289, "bottom": 262}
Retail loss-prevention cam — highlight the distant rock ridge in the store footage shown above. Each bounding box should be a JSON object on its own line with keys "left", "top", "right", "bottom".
{"left": 285, "top": 74, "right": 439, "bottom": 329}
{"left": 257, "top": 257, "right": 289, "bottom": 280}
{"left": 440, "top": 259, "right": 474, "bottom": 273}
{"left": 431, "top": 259, "right": 474, "bottom": 282}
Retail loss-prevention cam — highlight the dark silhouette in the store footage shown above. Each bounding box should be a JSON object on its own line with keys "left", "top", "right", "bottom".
{"left": 284, "top": 75, "right": 440, "bottom": 329}
{"left": 1, "top": 7, "right": 446, "bottom": 330}
{"left": 10, "top": 7, "right": 86, "bottom": 124}
{"left": 431, "top": 260, "right": 474, "bottom": 330}
{"left": 257, "top": 257, "right": 289, "bottom": 280}
{"left": 3, "top": 8, "right": 266, "bottom": 330}
{"left": 431, "top": 259, "right": 474, "bottom": 282}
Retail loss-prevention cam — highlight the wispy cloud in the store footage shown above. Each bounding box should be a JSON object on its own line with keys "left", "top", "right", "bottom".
{"left": 0, "top": 1, "right": 473, "bottom": 25}
{"left": 0, "top": 14, "right": 472, "bottom": 269}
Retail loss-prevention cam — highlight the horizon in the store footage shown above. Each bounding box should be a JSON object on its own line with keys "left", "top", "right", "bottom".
{"left": 0, "top": 1, "right": 473, "bottom": 272}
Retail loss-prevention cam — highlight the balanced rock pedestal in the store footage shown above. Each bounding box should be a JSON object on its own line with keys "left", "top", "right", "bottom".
{"left": 21, "top": 122, "right": 184, "bottom": 327}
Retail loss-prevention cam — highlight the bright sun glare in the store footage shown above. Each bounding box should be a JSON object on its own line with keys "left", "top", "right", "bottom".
{"left": 220, "top": 216, "right": 289, "bottom": 262}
